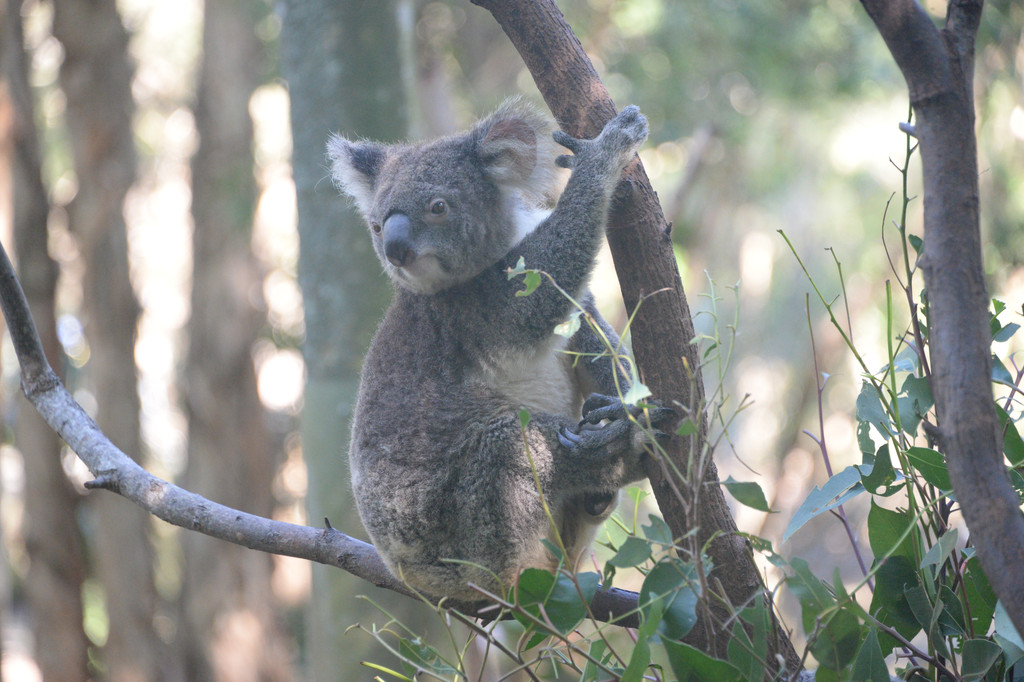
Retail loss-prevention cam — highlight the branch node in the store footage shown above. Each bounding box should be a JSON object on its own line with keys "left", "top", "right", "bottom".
{"left": 323, "top": 517, "right": 333, "bottom": 531}
{"left": 85, "top": 474, "right": 119, "bottom": 492}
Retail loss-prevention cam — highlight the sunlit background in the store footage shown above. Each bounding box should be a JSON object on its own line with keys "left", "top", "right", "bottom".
{"left": 1, "top": 0, "right": 1022, "bottom": 678}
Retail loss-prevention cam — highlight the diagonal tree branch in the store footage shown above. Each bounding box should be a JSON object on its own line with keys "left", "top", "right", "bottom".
{"left": 859, "top": 0, "right": 1024, "bottom": 635}
{"left": 0, "top": 237, "right": 642, "bottom": 627}
{"left": 470, "top": 0, "right": 802, "bottom": 669}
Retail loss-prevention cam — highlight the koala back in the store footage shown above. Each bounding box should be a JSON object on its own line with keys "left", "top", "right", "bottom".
{"left": 327, "top": 100, "right": 564, "bottom": 295}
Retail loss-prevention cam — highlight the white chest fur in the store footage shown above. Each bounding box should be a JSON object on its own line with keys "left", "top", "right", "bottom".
{"left": 477, "top": 334, "right": 578, "bottom": 417}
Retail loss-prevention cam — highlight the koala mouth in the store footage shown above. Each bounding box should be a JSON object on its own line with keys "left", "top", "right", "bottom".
{"left": 391, "top": 254, "right": 451, "bottom": 295}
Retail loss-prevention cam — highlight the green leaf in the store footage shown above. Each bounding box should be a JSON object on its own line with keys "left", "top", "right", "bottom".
{"left": 397, "top": 637, "right": 459, "bottom": 677}
{"left": 641, "top": 515, "right": 674, "bottom": 546}
{"left": 859, "top": 443, "right": 896, "bottom": 494}
{"left": 663, "top": 640, "right": 744, "bottom": 682}
{"left": 857, "top": 420, "right": 875, "bottom": 456}
{"left": 995, "top": 631, "right": 1024, "bottom": 671}
{"left": 783, "top": 466, "right": 865, "bottom": 543}
{"left": 904, "top": 584, "right": 951, "bottom": 659}
{"left": 553, "top": 310, "right": 582, "bottom": 337}
{"left": 994, "top": 321, "right": 1020, "bottom": 342}
{"left": 607, "top": 536, "right": 653, "bottom": 568}
{"left": 996, "top": 404, "right": 1024, "bottom": 467}
{"left": 920, "top": 528, "right": 958, "bottom": 569}
{"left": 852, "top": 629, "right": 891, "bottom": 682}
{"left": 857, "top": 381, "right": 893, "bottom": 439}
{"left": 620, "top": 611, "right": 654, "bottom": 682}
{"left": 518, "top": 408, "right": 531, "bottom": 429}
{"left": 788, "top": 559, "right": 861, "bottom": 671}
{"left": 993, "top": 299, "right": 1007, "bottom": 317}
{"left": 512, "top": 568, "right": 598, "bottom": 648}
{"left": 622, "top": 380, "right": 652, "bottom": 405}
{"left": 995, "top": 600, "right": 1024, "bottom": 652}
{"left": 676, "top": 419, "right": 699, "bottom": 436}
{"left": 993, "top": 354, "right": 1014, "bottom": 384}
{"left": 963, "top": 556, "right": 997, "bottom": 635}
{"left": 639, "top": 558, "right": 700, "bottom": 641}
{"left": 581, "top": 640, "right": 612, "bottom": 682}
{"left": 961, "top": 638, "right": 1002, "bottom": 681}
{"left": 897, "top": 374, "right": 933, "bottom": 435}
{"left": 867, "top": 500, "right": 920, "bottom": 563}
{"left": 721, "top": 476, "right": 772, "bottom": 512}
{"left": 868, "top": 502, "right": 922, "bottom": 640}
{"left": 908, "top": 233, "right": 923, "bottom": 255}
{"left": 937, "top": 585, "right": 966, "bottom": 637}
{"left": 906, "top": 446, "right": 953, "bottom": 491}
{"left": 728, "top": 602, "right": 769, "bottom": 682}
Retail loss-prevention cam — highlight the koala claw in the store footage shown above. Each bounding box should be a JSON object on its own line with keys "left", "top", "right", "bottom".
{"left": 581, "top": 394, "right": 676, "bottom": 431}
{"left": 559, "top": 420, "right": 630, "bottom": 452}
{"left": 581, "top": 393, "right": 629, "bottom": 424}
{"left": 558, "top": 426, "right": 583, "bottom": 448}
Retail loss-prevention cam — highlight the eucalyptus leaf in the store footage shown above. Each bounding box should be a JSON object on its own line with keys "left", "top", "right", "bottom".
{"left": 783, "top": 465, "right": 865, "bottom": 543}
{"left": 663, "top": 640, "right": 744, "bottom": 682}
{"left": 961, "top": 638, "right": 1002, "bottom": 681}
{"left": 920, "top": 528, "right": 958, "bottom": 569}
{"left": 722, "top": 476, "right": 772, "bottom": 512}
{"left": 608, "top": 536, "right": 653, "bottom": 568}
{"left": 996, "top": 404, "right": 1024, "bottom": 467}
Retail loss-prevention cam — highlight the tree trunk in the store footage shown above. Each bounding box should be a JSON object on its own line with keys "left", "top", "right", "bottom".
{"left": 1, "top": 2, "right": 89, "bottom": 679}
{"left": 178, "top": 1, "right": 294, "bottom": 680}
{"left": 471, "top": 0, "right": 801, "bottom": 669}
{"left": 860, "top": 0, "right": 1024, "bottom": 635}
{"left": 50, "top": 1, "right": 170, "bottom": 678}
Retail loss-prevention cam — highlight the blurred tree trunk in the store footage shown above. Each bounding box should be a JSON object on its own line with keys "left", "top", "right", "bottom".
{"left": 2, "top": 2, "right": 89, "bottom": 679}
{"left": 49, "top": 1, "right": 170, "bottom": 679}
{"left": 281, "top": 1, "right": 451, "bottom": 678}
{"left": 178, "top": 0, "right": 293, "bottom": 679}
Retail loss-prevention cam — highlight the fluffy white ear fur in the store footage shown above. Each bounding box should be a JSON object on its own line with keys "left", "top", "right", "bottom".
{"left": 326, "top": 135, "right": 383, "bottom": 217}
{"left": 474, "top": 99, "right": 563, "bottom": 208}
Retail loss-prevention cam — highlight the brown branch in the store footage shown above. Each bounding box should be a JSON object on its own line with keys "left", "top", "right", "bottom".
{"left": 470, "top": 0, "right": 802, "bottom": 670}
{"left": 860, "top": 0, "right": 1024, "bottom": 635}
{"left": 0, "top": 238, "right": 640, "bottom": 628}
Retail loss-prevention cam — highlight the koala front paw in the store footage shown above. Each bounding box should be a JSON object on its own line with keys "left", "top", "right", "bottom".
{"left": 552, "top": 105, "right": 648, "bottom": 173}
{"left": 580, "top": 393, "right": 674, "bottom": 431}
{"left": 597, "top": 105, "right": 648, "bottom": 161}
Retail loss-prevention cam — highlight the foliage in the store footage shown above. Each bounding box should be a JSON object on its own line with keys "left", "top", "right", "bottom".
{"left": 349, "top": 118, "right": 1024, "bottom": 681}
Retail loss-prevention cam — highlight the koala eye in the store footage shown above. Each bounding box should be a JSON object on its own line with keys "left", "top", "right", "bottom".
{"left": 371, "top": 223, "right": 382, "bottom": 234}
{"left": 429, "top": 199, "right": 447, "bottom": 215}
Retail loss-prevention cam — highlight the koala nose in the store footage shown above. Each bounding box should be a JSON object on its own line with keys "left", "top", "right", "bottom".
{"left": 382, "top": 214, "right": 415, "bottom": 268}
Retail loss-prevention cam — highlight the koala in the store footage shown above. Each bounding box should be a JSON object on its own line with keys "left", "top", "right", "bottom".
{"left": 328, "top": 101, "right": 666, "bottom": 601}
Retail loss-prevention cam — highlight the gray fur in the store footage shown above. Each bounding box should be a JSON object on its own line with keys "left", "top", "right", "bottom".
{"left": 329, "top": 102, "right": 653, "bottom": 600}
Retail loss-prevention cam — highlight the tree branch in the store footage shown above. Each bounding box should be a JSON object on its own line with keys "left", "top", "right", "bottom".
{"left": 860, "top": 0, "right": 1024, "bottom": 635}
{"left": 0, "top": 238, "right": 641, "bottom": 628}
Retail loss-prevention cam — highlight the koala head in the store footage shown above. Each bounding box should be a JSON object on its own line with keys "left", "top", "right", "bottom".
{"left": 327, "top": 100, "right": 562, "bottom": 294}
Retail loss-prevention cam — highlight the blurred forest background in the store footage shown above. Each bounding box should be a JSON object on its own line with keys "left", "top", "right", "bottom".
{"left": 0, "top": 0, "right": 1021, "bottom": 679}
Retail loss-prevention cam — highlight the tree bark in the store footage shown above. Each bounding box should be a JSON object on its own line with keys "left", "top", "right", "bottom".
{"left": 179, "top": 1, "right": 293, "bottom": 680}
{"left": 1, "top": 2, "right": 89, "bottom": 679}
{"left": 860, "top": 0, "right": 1024, "bottom": 636}
{"left": 470, "top": 0, "right": 801, "bottom": 669}
{"left": 49, "top": 0, "right": 170, "bottom": 678}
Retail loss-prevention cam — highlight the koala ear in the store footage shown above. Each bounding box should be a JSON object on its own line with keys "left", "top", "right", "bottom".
{"left": 475, "top": 100, "right": 561, "bottom": 204}
{"left": 326, "top": 135, "right": 386, "bottom": 216}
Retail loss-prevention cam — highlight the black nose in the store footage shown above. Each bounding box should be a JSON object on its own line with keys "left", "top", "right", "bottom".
{"left": 382, "top": 214, "right": 414, "bottom": 267}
